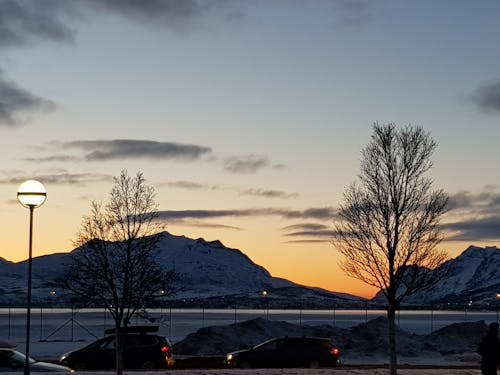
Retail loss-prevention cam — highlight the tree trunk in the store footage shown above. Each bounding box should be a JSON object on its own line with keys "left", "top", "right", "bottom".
{"left": 115, "top": 323, "right": 124, "bottom": 375}
{"left": 387, "top": 302, "right": 398, "bottom": 375}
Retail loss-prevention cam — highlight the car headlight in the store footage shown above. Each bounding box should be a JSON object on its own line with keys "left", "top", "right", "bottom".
{"left": 226, "top": 354, "right": 233, "bottom": 361}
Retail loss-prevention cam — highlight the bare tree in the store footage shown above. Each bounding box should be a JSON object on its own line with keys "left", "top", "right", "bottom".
{"left": 57, "top": 170, "right": 178, "bottom": 374}
{"left": 332, "top": 124, "right": 448, "bottom": 375}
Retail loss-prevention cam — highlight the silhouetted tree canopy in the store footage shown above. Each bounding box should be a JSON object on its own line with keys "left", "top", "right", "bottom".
{"left": 333, "top": 123, "right": 448, "bottom": 375}
{"left": 56, "top": 170, "right": 179, "bottom": 374}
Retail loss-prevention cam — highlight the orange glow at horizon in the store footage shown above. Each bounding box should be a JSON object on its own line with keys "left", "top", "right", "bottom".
{"left": 1, "top": 200, "right": 497, "bottom": 302}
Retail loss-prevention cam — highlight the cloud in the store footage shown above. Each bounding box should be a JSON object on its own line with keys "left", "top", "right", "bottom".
{"left": 22, "top": 155, "right": 79, "bottom": 163}
{"left": 162, "top": 180, "right": 298, "bottom": 199}
{"left": 164, "top": 218, "right": 241, "bottom": 231}
{"left": 447, "top": 188, "right": 500, "bottom": 216}
{"left": 155, "top": 207, "right": 337, "bottom": 237}
{"left": 223, "top": 155, "right": 273, "bottom": 174}
{"left": 156, "top": 207, "right": 336, "bottom": 220}
{"left": 441, "top": 216, "right": 500, "bottom": 241}
{"left": 59, "top": 139, "right": 213, "bottom": 161}
{"left": 163, "top": 180, "right": 208, "bottom": 190}
{"left": 0, "top": 171, "right": 111, "bottom": 186}
{"left": 0, "top": 0, "right": 77, "bottom": 48}
{"left": 239, "top": 188, "right": 299, "bottom": 199}
{"left": 434, "top": 187, "right": 500, "bottom": 242}
{"left": 81, "top": 0, "right": 242, "bottom": 32}
{"left": 0, "top": 69, "right": 55, "bottom": 126}
{"left": 282, "top": 223, "right": 330, "bottom": 231}
{"left": 471, "top": 80, "right": 500, "bottom": 113}
{"left": 281, "top": 222, "right": 336, "bottom": 243}
{"left": 0, "top": 1, "right": 240, "bottom": 48}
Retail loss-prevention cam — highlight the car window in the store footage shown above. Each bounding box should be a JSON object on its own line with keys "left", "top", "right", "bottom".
{"left": 0, "top": 350, "right": 13, "bottom": 366}
{"left": 125, "top": 335, "right": 157, "bottom": 348}
{"left": 284, "top": 339, "right": 305, "bottom": 349}
{"left": 0, "top": 349, "right": 34, "bottom": 367}
{"left": 258, "top": 340, "right": 281, "bottom": 351}
{"left": 100, "top": 337, "right": 116, "bottom": 350}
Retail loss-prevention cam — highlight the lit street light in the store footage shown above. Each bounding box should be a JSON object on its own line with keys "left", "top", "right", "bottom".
{"left": 17, "top": 180, "right": 47, "bottom": 375}
{"left": 261, "top": 290, "right": 269, "bottom": 320}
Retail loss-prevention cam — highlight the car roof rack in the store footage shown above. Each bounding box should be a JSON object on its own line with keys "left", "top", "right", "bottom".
{"left": 0, "top": 340, "right": 17, "bottom": 348}
{"left": 104, "top": 325, "right": 160, "bottom": 335}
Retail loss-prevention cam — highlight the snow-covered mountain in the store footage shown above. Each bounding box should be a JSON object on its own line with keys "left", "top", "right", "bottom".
{"left": 374, "top": 245, "right": 500, "bottom": 306}
{"left": 0, "top": 231, "right": 361, "bottom": 306}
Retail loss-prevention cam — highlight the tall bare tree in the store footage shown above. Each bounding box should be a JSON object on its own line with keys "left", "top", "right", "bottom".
{"left": 57, "top": 170, "right": 178, "bottom": 374}
{"left": 333, "top": 124, "right": 448, "bottom": 375}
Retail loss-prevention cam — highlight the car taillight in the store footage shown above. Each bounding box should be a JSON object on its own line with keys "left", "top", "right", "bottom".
{"left": 330, "top": 347, "right": 340, "bottom": 356}
{"left": 161, "top": 346, "right": 170, "bottom": 353}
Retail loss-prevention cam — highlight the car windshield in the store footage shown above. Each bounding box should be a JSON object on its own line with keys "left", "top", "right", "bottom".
{"left": 253, "top": 339, "right": 279, "bottom": 350}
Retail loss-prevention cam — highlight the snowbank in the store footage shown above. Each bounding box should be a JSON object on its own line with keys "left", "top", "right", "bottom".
{"left": 173, "top": 316, "right": 487, "bottom": 366}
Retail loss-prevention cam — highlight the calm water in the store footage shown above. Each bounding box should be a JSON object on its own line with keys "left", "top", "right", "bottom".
{"left": 1, "top": 307, "right": 498, "bottom": 346}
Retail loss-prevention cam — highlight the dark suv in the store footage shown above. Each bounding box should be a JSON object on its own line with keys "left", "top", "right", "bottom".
{"left": 225, "top": 336, "right": 340, "bottom": 368}
{"left": 59, "top": 326, "right": 174, "bottom": 370}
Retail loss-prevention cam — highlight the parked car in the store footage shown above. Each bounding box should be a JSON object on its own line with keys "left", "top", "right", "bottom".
{"left": 225, "top": 336, "right": 341, "bottom": 369}
{"left": 59, "top": 326, "right": 174, "bottom": 370}
{"left": 0, "top": 341, "right": 72, "bottom": 372}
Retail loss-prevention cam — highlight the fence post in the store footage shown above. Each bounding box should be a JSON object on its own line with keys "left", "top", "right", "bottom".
{"left": 39, "top": 305, "right": 43, "bottom": 341}
{"left": 332, "top": 301, "right": 336, "bottom": 326}
{"left": 169, "top": 305, "right": 172, "bottom": 339}
{"left": 7, "top": 305, "right": 11, "bottom": 340}
{"left": 430, "top": 305, "right": 434, "bottom": 333}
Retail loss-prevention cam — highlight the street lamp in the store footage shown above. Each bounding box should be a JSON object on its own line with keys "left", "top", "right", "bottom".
{"left": 496, "top": 292, "right": 500, "bottom": 323}
{"left": 261, "top": 291, "right": 269, "bottom": 320}
{"left": 17, "top": 180, "right": 46, "bottom": 375}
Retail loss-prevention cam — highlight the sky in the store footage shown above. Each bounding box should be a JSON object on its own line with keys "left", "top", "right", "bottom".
{"left": 1, "top": 0, "right": 500, "bottom": 299}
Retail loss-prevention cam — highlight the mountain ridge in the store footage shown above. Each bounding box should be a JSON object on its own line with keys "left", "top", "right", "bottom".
{"left": 0, "top": 231, "right": 361, "bottom": 307}
{"left": 2, "top": 233, "right": 498, "bottom": 308}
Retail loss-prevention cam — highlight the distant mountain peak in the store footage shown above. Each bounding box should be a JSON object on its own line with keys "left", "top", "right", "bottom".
{"left": 376, "top": 244, "right": 500, "bottom": 305}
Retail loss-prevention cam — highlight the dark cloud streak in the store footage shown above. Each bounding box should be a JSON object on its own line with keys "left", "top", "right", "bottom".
{"left": 239, "top": 188, "right": 299, "bottom": 199}
{"left": 223, "top": 155, "right": 269, "bottom": 174}
{"left": 441, "top": 216, "right": 500, "bottom": 241}
{"left": 157, "top": 207, "right": 336, "bottom": 220}
{"left": 471, "top": 80, "right": 500, "bottom": 113}
{"left": 82, "top": 0, "right": 242, "bottom": 32}
{"left": 0, "top": 171, "right": 111, "bottom": 185}
{"left": 0, "top": 69, "right": 55, "bottom": 126}
{"left": 61, "top": 139, "right": 212, "bottom": 161}
{"left": 0, "top": 0, "right": 77, "bottom": 47}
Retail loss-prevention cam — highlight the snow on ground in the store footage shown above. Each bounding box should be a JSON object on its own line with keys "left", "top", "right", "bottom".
{"left": 173, "top": 316, "right": 486, "bottom": 367}
{"left": 3, "top": 314, "right": 491, "bottom": 374}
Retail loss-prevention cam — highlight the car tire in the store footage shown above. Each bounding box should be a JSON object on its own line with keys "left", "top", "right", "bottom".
{"left": 141, "top": 361, "right": 157, "bottom": 370}
{"left": 308, "top": 359, "right": 320, "bottom": 368}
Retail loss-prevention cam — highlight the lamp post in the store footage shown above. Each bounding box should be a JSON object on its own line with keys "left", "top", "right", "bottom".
{"left": 17, "top": 180, "right": 46, "bottom": 375}
{"left": 261, "top": 291, "right": 269, "bottom": 320}
{"left": 496, "top": 292, "right": 500, "bottom": 323}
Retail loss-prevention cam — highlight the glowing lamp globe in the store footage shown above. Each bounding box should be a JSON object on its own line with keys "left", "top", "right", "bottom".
{"left": 17, "top": 180, "right": 47, "bottom": 208}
